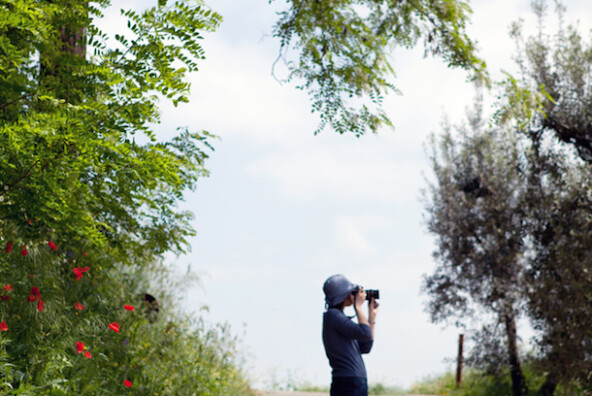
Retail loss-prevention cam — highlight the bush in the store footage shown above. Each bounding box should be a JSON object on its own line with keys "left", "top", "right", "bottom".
{"left": 0, "top": 244, "right": 253, "bottom": 395}
{"left": 409, "top": 367, "right": 591, "bottom": 396}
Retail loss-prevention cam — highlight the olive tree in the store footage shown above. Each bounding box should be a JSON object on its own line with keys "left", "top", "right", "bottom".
{"left": 495, "top": 1, "right": 592, "bottom": 392}
{"left": 423, "top": 104, "right": 529, "bottom": 396}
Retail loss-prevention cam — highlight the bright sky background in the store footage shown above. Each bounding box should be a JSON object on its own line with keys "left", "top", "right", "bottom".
{"left": 103, "top": 0, "right": 591, "bottom": 390}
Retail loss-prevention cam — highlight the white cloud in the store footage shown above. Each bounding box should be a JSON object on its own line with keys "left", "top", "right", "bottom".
{"left": 157, "top": 34, "right": 315, "bottom": 145}
{"left": 244, "top": 134, "right": 426, "bottom": 204}
{"left": 334, "top": 214, "right": 394, "bottom": 258}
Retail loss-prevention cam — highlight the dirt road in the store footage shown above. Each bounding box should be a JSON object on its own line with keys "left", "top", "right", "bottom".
{"left": 258, "top": 392, "right": 433, "bottom": 396}
{"left": 257, "top": 392, "right": 327, "bottom": 396}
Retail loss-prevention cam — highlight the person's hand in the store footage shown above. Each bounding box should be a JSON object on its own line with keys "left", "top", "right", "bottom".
{"left": 354, "top": 287, "right": 366, "bottom": 311}
{"left": 368, "top": 298, "right": 379, "bottom": 324}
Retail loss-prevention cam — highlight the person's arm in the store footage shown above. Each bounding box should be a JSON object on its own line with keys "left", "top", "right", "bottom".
{"left": 354, "top": 288, "right": 376, "bottom": 353}
{"left": 367, "top": 297, "right": 379, "bottom": 339}
{"left": 353, "top": 287, "right": 368, "bottom": 323}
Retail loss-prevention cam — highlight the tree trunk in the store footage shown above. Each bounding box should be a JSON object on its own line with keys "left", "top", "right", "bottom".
{"left": 539, "top": 373, "right": 557, "bottom": 396}
{"left": 39, "top": 2, "right": 88, "bottom": 101}
{"left": 504, "top": 311, "right": 528, "bottom": 396}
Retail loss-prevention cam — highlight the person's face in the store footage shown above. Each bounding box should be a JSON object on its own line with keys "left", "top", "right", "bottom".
{"left": 343, "top": 293, "right": 354, "bottom": 307}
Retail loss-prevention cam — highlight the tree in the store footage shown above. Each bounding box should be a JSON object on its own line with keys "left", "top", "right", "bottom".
{"left": 0, "top": 0, "right": 252, "bottom": 393}
{"left": 423, "top": 104, "right": 529, "bottom": 396}
{"left": 495, "top": 1, "right": 592, "bottom": 392}
{"left": 524, "top": 156, "right": 592, "bottom": 395}
{"left": 271, "top": 0, "right": 488, "bottom": 135}
{"left": 497, "top": 0, "right": 592, "bottom": 162}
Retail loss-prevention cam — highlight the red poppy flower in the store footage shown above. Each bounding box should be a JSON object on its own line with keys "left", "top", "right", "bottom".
{"left": 72, "top": 266, "right": 90, "bottom": 281}
{"left": 0, "top": 321, "right": 7, "bottom": 331}
{"left": 21, "top": 246, "right": 28, "bottom": 257}
{"left": 3, "top": 285, "right": 12, "bottom": 292}
{"left": 76, "top": 341, "right": 84, "bottom": 354}
{"left": 0, "top": 296, "right": 10, "bottom": 301}
{"left": 82, "top": 252, "right": 88, "bottom": 256}
{"left": 4, "top": 242, "right": 12, "bottom": 253}
{"left": 108, "top": 322, "right": 120, "bottom": 333}
{"left": 123, "top": 305, "right": 134, "bottom": 311}
{"left": 123, "top": 379, "right": 132, "bottom": 388}
{"left": 74, "top": 302, "right": 85, "bottom": 310}
{"left": 84, "top": 350, "right": 92, "bottom": 359}
{"left": 48, "top": 241, "right": 58, "bottom": 251}
{"left": 26, "top": 219, "right": 31, "bottom": 225}
{"left": 28, "top": 287, "right": 41, "bottom": 306}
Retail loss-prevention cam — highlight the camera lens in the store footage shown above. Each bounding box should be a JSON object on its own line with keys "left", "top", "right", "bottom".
{"left": 366, "top": 289, "right": 379, "bottom": 300}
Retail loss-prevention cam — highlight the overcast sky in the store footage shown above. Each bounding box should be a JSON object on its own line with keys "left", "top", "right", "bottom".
{"left": 104, "top": 0, "right": 591, "bottom": 390}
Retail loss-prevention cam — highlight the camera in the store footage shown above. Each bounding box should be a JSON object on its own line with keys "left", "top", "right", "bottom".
{"left": 352, "top": 286, "right": 380, "bottom": 301}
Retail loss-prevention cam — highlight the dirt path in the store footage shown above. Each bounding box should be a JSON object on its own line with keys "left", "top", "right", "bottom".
{"left": 257, "top": 392, "right": 327, "bottom": 396}
{"left": 258, "top": 392, "right": 434, "bottom": 396}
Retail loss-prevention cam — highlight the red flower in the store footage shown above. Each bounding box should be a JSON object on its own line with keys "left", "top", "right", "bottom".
{"left": 26, "top": 219, "right": 31, "bottom": 225}
{"left": 74, "top": 302, "right": 85, "bottom": 310}
{"left": 21, "top": 246, "right": 28, "bottom": 257}
{"left": 48, "top": 241, "right": 58, "bottom": 251}
{"left": 108, "top": 322, "right": 120, "bottom": 333}
{"left": 4, "top": 242, "right": 12, "bottom": 253}
{"left": 84, "top": 350, "right": 92, "bottom": 359}
{"left": 123, "top": 379, "right": 132, "bottom": 388}
{"left": 1, "top": 285, "right": 12, "bottom": 300}
{"left": 28, "top": 287, "right": 43, "bottom": 311}
{"left": 0, "top": 321, "right": 7, "bottom": 331}
{"left": 72, "top": 266, "right": 90, "bottom": 281}
{"left": 82, "top": 252, "right": 88, "bottom": 256}
{"left": 123, "top": 305, "right": 135, "bottom": 311}
{"left": 76, "top": 341, "right": 84, "bottom": 354}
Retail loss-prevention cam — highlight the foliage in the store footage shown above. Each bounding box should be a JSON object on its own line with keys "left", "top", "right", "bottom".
{"left": 0, "top": 0, "right": 253, "bottom": 393}
{"left": 493, "top": 0, "right": 592, "bottom": 392}
{"left": 271, "top": 0, "right": 488, "bottom": 135}
{"left": 496, "top": 0, "right": 592, "bottom": 162}
{"left": 423, "top": 102, "right": 530, "bottom": 395}
{"left": 425, "top": 2, "right": 592, "bottom": 394}
{"left": 0, "top": 247, "right": 252, "bottom": 394}
{"left": 424, "top": 100, "right": 592, "bottom": 394}
{"left": 0, "top": 0, "right": 221, "bottom": 264}
{"left": 409, "top": 367, "right": 591, "bottom": 396}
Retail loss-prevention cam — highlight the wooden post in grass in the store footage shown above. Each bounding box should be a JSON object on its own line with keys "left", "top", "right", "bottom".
{"left": 456, "top": 333, "right": 464, "bottom": 387}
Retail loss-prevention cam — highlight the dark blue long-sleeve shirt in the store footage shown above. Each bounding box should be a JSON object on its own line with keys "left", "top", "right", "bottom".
{"left": 322, "top": 308, "right": 373, "bottom": 378}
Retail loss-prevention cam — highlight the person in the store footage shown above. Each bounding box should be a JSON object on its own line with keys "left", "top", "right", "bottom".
{"left": 322, "top": 274, "right": 379, "bottom": 396}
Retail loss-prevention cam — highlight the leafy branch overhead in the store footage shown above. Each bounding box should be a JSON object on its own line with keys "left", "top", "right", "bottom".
{"left": 272, "top": 0, "right": 488, "bottom": 135}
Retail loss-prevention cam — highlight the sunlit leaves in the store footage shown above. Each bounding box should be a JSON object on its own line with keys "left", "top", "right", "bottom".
{"left": 0, "top": 0, "right": 238, "bottom": 393}
{"left": 272, "top": 0, "right": 488, "bottom": 135}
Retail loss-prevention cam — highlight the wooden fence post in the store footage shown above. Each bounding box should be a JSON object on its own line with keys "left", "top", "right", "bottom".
{"left": 456, "top": 333, "right": 464, "bottom": 387}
